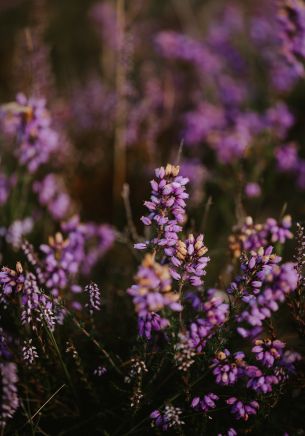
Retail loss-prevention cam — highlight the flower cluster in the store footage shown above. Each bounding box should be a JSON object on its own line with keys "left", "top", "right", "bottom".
{"left": 229, "top": 247, "right": 298, "bottom": 338}
{"left": 150, "top": 405, "right": 184, "bottom": 431}
{"left": 212, "top": 350, "right": 245, "bottom": 386}
{"left": 1, "top": 94, "right": 59, "bottom": 173}
{"left": 229, "top": 215, "right": 293, "bottom": 258}
{"left": 135, "top": 164, "right": 188, "bottom": 250}
{"left": 167, "top": 234, "right": 210, "bottom": 286}
{"left": 226, "top": 397, "right": 259, "bottom": 421}
{"left": 191, "top": 393, "right": 219, "bottom": 413}
{"left": 0, "top": 362, "right": 19, "bottom": 429}
{"left": 186, "top": 291, "right": 228, "bottom": 352}
{"left": 277, "top": 0, "right": 305, "bottom": 76}
{"left": 127, "top": 254, "right": 182, "bottom": 317}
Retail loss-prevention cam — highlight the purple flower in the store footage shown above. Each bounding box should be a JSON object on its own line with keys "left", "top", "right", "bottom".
{"left": 245, "top": 367, "right": 279, "bottom": 394}
{"left": 167, "top": 234, "right": 210, "bottom": 286}
{"left": 127, "top": 254, "right": 182, "bottom": 316}
{"left": 212, "top": 349, "right": 245, "bottom": 385}
{"left": 138, "top": 312, "right": 169, "bottom": 340}
{"left": 1, "top": 93, "right": 59, "bottom": 173}
{"left": 21, "top": 273, "right": 56, "bottom": 331}
{"left": 226, "top": 397, "right": 259, "bottom": 421}
{"left": 33, "top": 174, "right": 71, "bottom": 221}
{"left": 136, "top": 164, "right": 188, "bottom": 250}
{"left": 150, "top": 405, "right": 184, "bottom": 431}
{"left": 245, "top": 183, "right": 261, "bottom": 198}
{"left": 191, "top": 393, "right": 219, "bottom": 412}
{"left": 0, "top": 362, "right": 19, "bottom": 428}
{"left": 252, "top": 338, "right": 285, "bottom": 368}
{"left": 232, "top": 247, "right": 298, "bottom": 335}
{"left": 187, "top": 293, "right": 229, "bottom": 352}
{"left": 0, "top": 262, "right": 25, "bottom": 301}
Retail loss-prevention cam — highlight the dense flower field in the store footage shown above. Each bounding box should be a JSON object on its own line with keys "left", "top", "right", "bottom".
{"left": 1, "top": 0, "right": 305, "bottom": 434}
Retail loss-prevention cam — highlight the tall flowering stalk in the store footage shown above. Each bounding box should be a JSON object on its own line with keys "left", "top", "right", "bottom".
{"left": 135, "top": 164, "right": 189, "bottom": 251}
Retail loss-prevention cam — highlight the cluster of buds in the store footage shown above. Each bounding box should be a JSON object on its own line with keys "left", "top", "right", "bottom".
{"left": 168, "top": 234, "right": 210, "bottom": 286}
{"left": 174, "top": 333, "right": 196, "bottom": 371}
{"left": 229, "top": 215, "right": 293, "bottom": 258}
{"left": 127, "top": 254, "right": 182, "bottom": 316}
{"left": 124, "top": 358, "right": 148, "bottom": 384}
{"left": 22, "top": 339, "right": 39, "bottom": 365}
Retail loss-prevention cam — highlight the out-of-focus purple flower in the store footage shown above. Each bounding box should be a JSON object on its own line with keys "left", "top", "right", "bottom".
{"left": 245, "top": 183, "right": 261, "bottom": 198}
{"left": 0, "top": 173, "right": 15, "bottom": 206}
{"left": 180, "top": 160, "right": 209, "bottom": 206}
{"left": 265, "top": 102, "right": 294, "bottom": 139}
{"left": 150, "top": 405, "right": 184, "bottom": 431}
{"left": 230, "top": 247, "right": 298, "bottom": 336}
{"left": 127, "top": 254, "right": 182, "bottom": 316}
{"left": 1, "top": 94, "right": 59, "bottom": 173}
{"left": 276, "top": 142, "right": 299, "bottom": 172}
{"left": 39, "top": 232, "right": 78, "bottom": 297}
{"left": 0, "top": 262, "right": 25, "bottom": 303}
{"left": 0, "top": 362, "right": 19, "bottom": 428}
{"left": 277, "top": 0, "right": 305, "bottom": 76}
{"left": 229, "top": 216, "right": 293, "bottom": 258}
{"left": 167, "top": 234, "right": 210, "bottom": 286}
{"left": 33, "top": 174, "right": 71, "bottom": 221}
{"left": 212, "top": 349, "right": 245, "bottom": 385}
{"left": 191, "top": 393, "right": 219, "bottom": 412}
{"left": 252, "top": 338, "right": 285, "bottom": 368}
{"left": 6, "top": 217, "right": 33, "bottom": 249}
{"left": 138, "top": 312, "right": 169, "bottom": 340}
{"left": 226, "top": 397, "right": 259, "bottom": 421}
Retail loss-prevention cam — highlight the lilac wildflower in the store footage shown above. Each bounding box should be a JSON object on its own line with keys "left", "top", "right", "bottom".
{"left": 191, "top": 393, "right": 219, "bottom": 412}
{"left": 0, "top": 262, "right": 25, "bottom": 304}
{"left": 150, "top": 405, "right": 184, "bottom": 431}
{"left": 136, "top": 164, "right": 188, "bottom": 250}
{"left": 167, "top": 234, "right": 210, "bottom": 286}
{"left": 188, "top": 295, "right": 229, "bottom": 352}
{"left": 252, "top": 338, "right": 285, "bottom": 368}
{"left": 0, "top": 362, "right": 19, "bottom": 428}
{"left": 245, "top": 183, "right": 261, "bottom": 198}
{"left": 21, "top": 273, "right": 56, "bottom": 331}
{"left": 212, "top": 349, "right": 245, "bottom": 386}
{"left": 33, "top": 174, "right": 71, "bottom": 221}
{"left": 127, "top": 254, "right": 182, "bottom": 316}
{"left": 226, "top": 397, "right": 259, "bottom": 421}
{"left": 1, "top": 93, "right": 59, "bottom": 173}
{"left": 245, "top": 365, "right": 279, "bottom": 394}
{"left": 138, "top": 312, "right": 169, "bottom": 340}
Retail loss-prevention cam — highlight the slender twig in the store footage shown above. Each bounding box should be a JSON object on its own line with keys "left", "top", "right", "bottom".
{"left": 122, "top": 183, "right": 138, "bottom": 241}
{"left": 30, "top": 384, "right": 66, "bottom": 422}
